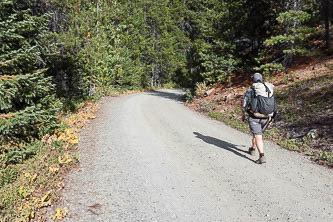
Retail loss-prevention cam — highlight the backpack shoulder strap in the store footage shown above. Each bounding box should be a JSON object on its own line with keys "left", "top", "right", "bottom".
{"left": 263, "top": 83, "right": 271, "bottom": 97}
{"left": 251, "top": 84, "right": 256, "bottom": 96}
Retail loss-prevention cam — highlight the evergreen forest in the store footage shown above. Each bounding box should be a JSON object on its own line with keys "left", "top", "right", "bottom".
{"left": 0, "top": 0, "right": 332, "bottom": 219}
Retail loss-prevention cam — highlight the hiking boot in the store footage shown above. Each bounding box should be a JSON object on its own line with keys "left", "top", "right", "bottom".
{"left": 248, "top": 147, "right": 256, "bottom": 156}
{"left": 255, "top": 156, "right": 266, "bottom": 164}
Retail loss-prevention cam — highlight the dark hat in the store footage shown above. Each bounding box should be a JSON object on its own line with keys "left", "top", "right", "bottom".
{"left": 252, "top": 73, "right": 262, "bottom": 83}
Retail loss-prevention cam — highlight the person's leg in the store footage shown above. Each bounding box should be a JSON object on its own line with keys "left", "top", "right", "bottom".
{"left": 254, "top": 134, "right": 266, "bottom": 163}
{"left": 248, "top": 136, "right": 257, "bottom": 155}
{"left": 248, "top": 117, "right": 260, "bottom": 155}
{"left": 252, "top": 136, "right": 257, "bottom": 149}
{"left": 254, "top": 134, "right": 264, "bottom": 154}
{"left": 248, "top": 117, "right": 268, "bottom": 163}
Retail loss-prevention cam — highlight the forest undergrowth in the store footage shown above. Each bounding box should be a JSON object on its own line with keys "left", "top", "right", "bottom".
{"left": 0, "top": 100, "right": 99, "bottom": 221}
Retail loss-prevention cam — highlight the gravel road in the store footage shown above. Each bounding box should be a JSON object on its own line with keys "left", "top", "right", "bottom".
{"left": 62, "top": 89, "right": 333, "bottom": 222}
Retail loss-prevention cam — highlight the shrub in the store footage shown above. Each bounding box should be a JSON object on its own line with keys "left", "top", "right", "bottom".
{"left": 195, "top": 81, "right": 208, "bottom": 97}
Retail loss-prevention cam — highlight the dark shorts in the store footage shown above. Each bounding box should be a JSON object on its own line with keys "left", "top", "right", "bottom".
{"left": 248, "top": 117, "right": 269, "bottom": 135}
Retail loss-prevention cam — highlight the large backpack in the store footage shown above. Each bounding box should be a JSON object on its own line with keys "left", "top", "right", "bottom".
{"left": 250, "top": 82, "right": 276, "bottom": 117}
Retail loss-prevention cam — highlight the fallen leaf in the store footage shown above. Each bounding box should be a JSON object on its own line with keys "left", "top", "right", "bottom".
{"left": 41, "top": 191, "right": 51, "bottom": 203}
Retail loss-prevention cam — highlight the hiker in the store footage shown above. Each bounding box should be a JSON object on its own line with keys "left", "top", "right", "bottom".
{"left": 241, "top": 73, "right": 276, "bottom": 164}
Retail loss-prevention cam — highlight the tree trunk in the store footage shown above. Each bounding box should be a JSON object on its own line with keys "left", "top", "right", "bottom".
{"left": 323, "top": 0, "right": 330, "bottom": 51}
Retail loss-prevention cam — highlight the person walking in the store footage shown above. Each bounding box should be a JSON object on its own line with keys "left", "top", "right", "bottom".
{"left": 242, "top": 73, "right": 276, "bottom": 164}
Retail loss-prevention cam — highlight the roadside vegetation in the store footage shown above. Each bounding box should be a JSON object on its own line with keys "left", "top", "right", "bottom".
{"left": 0, "top": 0, "right": 332, "bottom": 220}
{"left": 0, "top": 99, "right": 99, "bottom": 221}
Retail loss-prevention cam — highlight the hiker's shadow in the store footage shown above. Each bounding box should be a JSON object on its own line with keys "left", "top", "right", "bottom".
{"left": 193, "top": 132, "right": 255, "bottom": 163}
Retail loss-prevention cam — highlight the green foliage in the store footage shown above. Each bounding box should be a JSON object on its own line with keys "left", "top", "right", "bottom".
{"left": 0, "top": 165, "right": 19, "bottom": 188}
{"left": 50, "top": 0, "right": 188, "bottom": 93}
{"left": 256, "top": 7, "right": 316, "bottom": 73}
{"left": 1, "top": 0, "right": 325, "bottom": 95}
{"left": 0, "top": 71, "right": 62, "bottom": 141}
{"left": 37, "top": 0, "right": 326, "bottom": 90}
{"left": 255, "top": 63, "right": 284, "bottom": 76}
{"left": 208, "top": 111, "right": 224, "bottom": 121}
{"left": 311, "top": 151, "right": 333, "bottom": 166}
{"left": 0, "top": 0, "right": 62, "bottom": 156}
{"left": 6, "top": 141, "right": 44, "bottom": 165}
{"left": 184, "top": 0, "right": 240, "bottom": 85}
{"left": 185, "top": 88, "right": 194, "bottom": 103}
{"left": 277, "top": 139, "right": 304, "bottom": 152}
{"left": 118, "top": 0, "right": 188, "bottom": 88}
{"left": 199, "top": 48, "right": 238, "bottom": 83}
{"left": 0, "top": 4, "right": 48, "bottom": 75}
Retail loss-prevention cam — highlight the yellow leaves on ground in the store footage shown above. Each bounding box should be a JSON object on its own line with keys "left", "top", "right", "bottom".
{"left": 58, "top": 128, "right": 79, "bottom": 145}
{"left": 50, "top": 208, "right": 69, "bottom": 221}
{"left": 57, "top": 102, "right": 99, "bottom": 148}
{"left": 68, "top": 112, "right": 96, "bottom": 129}
{"left": 16, "top": 190, "right": 52, "bottom": 221}
{"left": 49, "top": 166, "right": 60, "bottom": 174}
{"left": 30, "top": 173, "right": 37, "bottom": 182}
{"left": 24, "top": 172, "right": 37, "bottom": 183}
{"left": 41, "top": 191, "right": 51, "bottom": 203}
{"left": 7, "top": 102, "right": 99, "bottom": 221}
{"left": 40, "top": 190, "right": 52, "bottom": 207}
{"left": 17, "top": 201, "right": 35, "bottom": 221}
{"left": 14, "top": 169, "right": 58, "bottom": 220}
{"left": 67, "top": 102, "right": 99, "bottom": 128}
{"left": 30, "top": 210, "right": 35, "bottom": 220}
{"left": 58, "top": 153, "right": 73, "bottom": 165}
{"left": 0, "top": 60, "right": 10, "bottom": 67}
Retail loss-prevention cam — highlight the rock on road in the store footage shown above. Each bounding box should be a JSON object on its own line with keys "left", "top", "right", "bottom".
{"left": 62, "top": 89, "right": 333, "bottom": 222}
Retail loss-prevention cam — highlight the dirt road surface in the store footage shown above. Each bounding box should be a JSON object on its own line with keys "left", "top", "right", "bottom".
{"left": 62, "top": 89, "right": 333, "bottom": 222}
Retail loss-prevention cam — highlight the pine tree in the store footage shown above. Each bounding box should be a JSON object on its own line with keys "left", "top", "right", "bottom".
{"left": 255, "top": 0, "right": 318, "bottom": 74}
{"left": 183, "top": 0, "right": 241, "bottom": 85}
{"left": 0, "top": 0, "right": 62, "bottom": 143}
{"left": 118, "top": 0, "right": 187, "bottom": 87}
